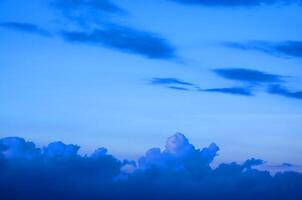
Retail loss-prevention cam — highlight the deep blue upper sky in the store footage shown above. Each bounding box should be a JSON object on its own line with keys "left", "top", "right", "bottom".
{"left": 0, "top": 0, "right": 302, "bottom": 166}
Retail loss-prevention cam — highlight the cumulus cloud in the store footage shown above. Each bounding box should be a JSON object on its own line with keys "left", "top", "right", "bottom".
{"left": 43, "top": 141, "right": 80, "bottom": 160}
{"left": 62, "top": 25, "right": 177, "bottom": 59}
{"left": 0, "top": 22, "right": 52, "bottom": 37}
{"left": 169, "top": 0, "right": 302, "bottom": 7}
{"left": 0, "top": 133, "right": 302, "bottom": 200}
{"left": 225, "top": 41, "right": 302, "bottom": 59}
{"left": 0, "top": 137, "right": 41, "bottom": 160}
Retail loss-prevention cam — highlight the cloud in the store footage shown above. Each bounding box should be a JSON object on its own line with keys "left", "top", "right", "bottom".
{"left": 213, "top": 68, "right": 284, "bottom": 84}
{"left": 169, "top": 0, "right": 302, "bottom": 7}
{"left": 202, "top": 87, "right": 254, "bottom": 96}
{"left": 52, "top": 0, "right": 126, "bottom": 26}
{"left": 0, "top": 134, "right": 302, "bottom": 199}
{"left": 168, "top": 86, "right": 191, "bottom": 91}
{"left": 268, "top": 84, "right": 302, "bottom": 100}
{"left": 53, "top": 0, "right": 124, "bottom": 14}
{"left": 43, "top": 141, "right": 80, "bottom": 160}
{"left": 51, "top": 1, "right": 177, "bottom": 60}
{"left": 0, "top": 137, "right": 41, "bottom": 160}
{"left": 62, "top": 25, "right": 177, "bottom": 59}
{"left": 150, "top": 78, "right": 196, "bottom": 91}
{"left": 282, "top": 162, "right": 294, "bottom": 167}
{"left": 151, "top": 78, "right": 194, "bottom": 86}
{"left": 243, "top": 158, "right": 265, "bottom": 169}
{"left": 225, "top": 41, "right": 302, "bottom": 59}
{"left": 0, "top": 22, "right": 52, "bottom": 37}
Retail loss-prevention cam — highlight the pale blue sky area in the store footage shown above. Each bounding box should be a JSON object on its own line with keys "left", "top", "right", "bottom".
{"left": 0, "top": 0, "right": 302, "bottom": 165}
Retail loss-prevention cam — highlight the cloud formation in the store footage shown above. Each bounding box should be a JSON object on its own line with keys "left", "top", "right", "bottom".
{"left": 149, "top": 71, "right": 302, "bottom": 100}
{"left": 213, "top": 68, "right": 284, "bottom": 84}
{"left": 1, "top": 133, "right": 302, "bottom": 200}
{"left": 51, "top": 0, "right": 177, "bottom": 60}
{"left": 150, "top": 78, "right": 196, "bottom": 91}
{"left": 151, "top": 78, "right": 194, "bottom": 86}
{"left": 62, "top": 25, "right": 177, "bottom": 59}
{"left": 225, "top": 41, "right": 302, "bottom": 59}
{"left": 53, "top": 0, "right": 124, "bottom": 14}
{"left": 203, "top": 87, "right": 254, "bottom": 96}
{"left": 52, "top": 0, "right": 125, "bottom": 26}
{"left": 170, "top": 0, "right": 302, "bottom": 7}
{"left": 0, "top": 22, "right": 52, "bottom": 37}
{"left": 268, "top": 84, "right": 302, "bottom": 99}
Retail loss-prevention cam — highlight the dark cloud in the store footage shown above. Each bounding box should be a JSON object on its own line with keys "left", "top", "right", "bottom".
{"left": 267, "top": 84, "right": 302, "bottom": 100}
{"left": 170, "top": 0, "right": 302, "bottom": 7}
{"left": 0, "top": 22, "right": 52, "bottom": 37}
{"left": 203, "top": 87, "right": 254, "bottom": 96}
{"left": 62, "top": 25, "right": 177, "bottom": 59}
{"left": 214, "top": 68, "right": 284, "bottom": 84}
{"left": 1, "top": 133, "right": 302, "bottom": 199}
{"left": 225, "top": 41, "right": 302, "bottom": 58}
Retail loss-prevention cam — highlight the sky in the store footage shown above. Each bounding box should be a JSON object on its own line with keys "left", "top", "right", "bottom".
{"left": 0, "top": 0, "right": 302, "bottom": 169}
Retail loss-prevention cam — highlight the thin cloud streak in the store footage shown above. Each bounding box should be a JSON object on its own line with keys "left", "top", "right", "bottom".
{"left": 0, "top": 22, "right": 52, "bottom": 37}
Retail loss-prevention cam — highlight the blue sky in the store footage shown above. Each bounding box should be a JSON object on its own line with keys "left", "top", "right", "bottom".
{"left": 0, "top": 0, "right": 302, "bottom": 167}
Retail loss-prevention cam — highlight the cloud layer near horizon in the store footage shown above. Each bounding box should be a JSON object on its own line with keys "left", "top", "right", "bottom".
{"left": 0, "top": 133, "right": 301, "bottom": 200}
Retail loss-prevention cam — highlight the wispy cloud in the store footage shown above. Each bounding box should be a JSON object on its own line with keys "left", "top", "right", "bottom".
{"left": 150, "top": 78, "right": 194, "bottom": 86}
{"left": 213, "top": 68, "right": 284, "bottom": 84}
{"left": 150, "top": 78, "right": 196, "bottom": 91}
{"left": 53, "top": 0, "right": 124, "bottom": 14}
{"left": 168, "top": 86, "right": 191, "bottom": 91}
{"left": 1, "top": 133, "right": 302, "bottom": 199}
{"left": 169, "top": 0, "right": 302, "bottom": 7}
{"left": 268, "top": 84, "right": 302, "bottom": 100}
{"left": 202, "top": 87, "right": 254, "bottom": 96}
{"left": 61, "top": 25, "right": 177, "bottom": 59}
{"left": 52, "top": 0, "right": 126, "bottom": 26}
{"left": 225, "top": 41, "right": 302, "bottom": 59}
{"left": 0, "top": 22, "right": 52, "bottom": 37}
{"left": 149, "top": 69, "right": 302, "bottom": 100}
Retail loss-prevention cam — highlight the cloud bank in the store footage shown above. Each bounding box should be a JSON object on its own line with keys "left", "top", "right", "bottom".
{"left": 1, "top": 133, "right": 302, "bottom": 200}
